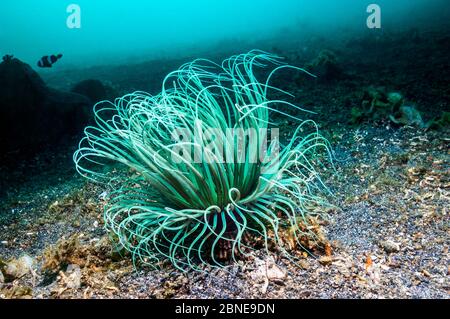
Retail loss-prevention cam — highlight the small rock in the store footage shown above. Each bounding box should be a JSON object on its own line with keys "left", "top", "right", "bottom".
{"left": 318, "top": 256, "right": 334, "bottom": 266}
{"left": 63, "top": 264, "right": 82, "bottom": 289}
{"left": 299, "top": 260, "right": 310, "bottom": 270}
{"left": 266, "top": 263, "right": 286, "bottom": 281}
{"left": 72, "top": 220, "right": 81, "bottom": 228}
{"left": 379, "top": 240, "right": 401, "bottom": 253}
{"left": 5, "top": 255, "right": 35, "bottom": 279}
{"left": 380, "top": 264, "right": 390, "bottom": 271}
{"left": 0, "top": 270, "right": 4, "bottom": 286}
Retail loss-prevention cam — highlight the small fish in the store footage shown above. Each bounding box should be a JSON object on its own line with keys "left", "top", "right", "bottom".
{"left": 37, "top": 54, "right": 63, "bottom": 68}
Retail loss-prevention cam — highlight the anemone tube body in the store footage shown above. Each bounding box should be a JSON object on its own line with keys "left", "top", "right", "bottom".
{"left": 74, "top": 50, "right": 334, "bottom": 271}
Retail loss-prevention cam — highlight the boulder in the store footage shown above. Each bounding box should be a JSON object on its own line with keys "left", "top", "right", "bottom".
{"left": 0, "top": 56, "right": 91, "bottom": 158}
{"left": 71, "top": 79, "right": 117, "bottom": 103}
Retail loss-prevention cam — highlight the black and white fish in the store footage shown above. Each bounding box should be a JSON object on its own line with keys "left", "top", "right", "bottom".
{"left": 37, "top": 54, "right": 63, "bottom": 68}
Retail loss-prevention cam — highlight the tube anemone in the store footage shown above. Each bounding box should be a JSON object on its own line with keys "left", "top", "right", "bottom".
{"left": 74, "top": 50, "right": 333, "bottom": 271}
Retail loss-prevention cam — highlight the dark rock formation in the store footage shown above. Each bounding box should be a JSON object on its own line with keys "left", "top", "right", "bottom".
{"left": 0, "top": 56, "right": 91, "bottom": 159}
{"left": 71, "top": 79, "right": 117, "bottom": 103}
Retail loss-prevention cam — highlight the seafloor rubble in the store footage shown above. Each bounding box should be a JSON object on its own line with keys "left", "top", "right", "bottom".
{"left": 0, "top": 125, "right": 448, "bottom": 298}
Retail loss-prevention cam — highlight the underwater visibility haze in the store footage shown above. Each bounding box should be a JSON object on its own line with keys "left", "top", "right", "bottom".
{"left": 1, "top": 0, "right": 449, "bottom": 66}
{"left": 0, "top": 0, "right": 449, "bottom": 300}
